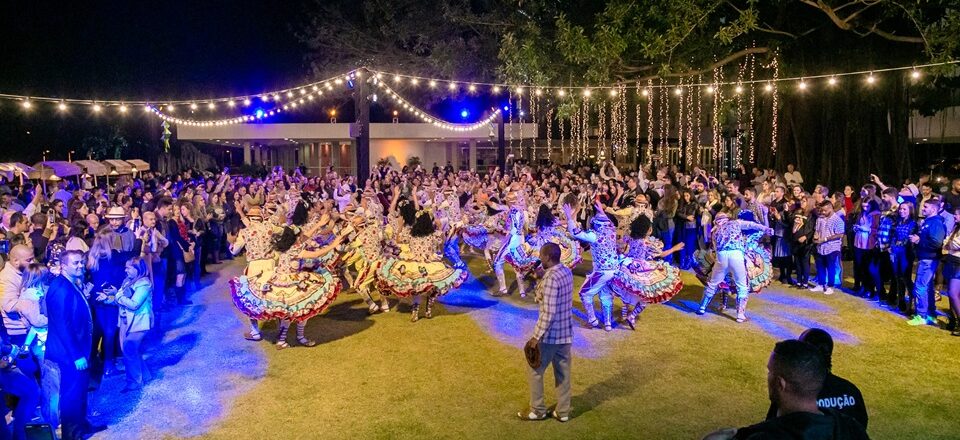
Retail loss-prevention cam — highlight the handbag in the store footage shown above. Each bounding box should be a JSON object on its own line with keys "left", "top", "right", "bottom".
{"left": 180, "top": 242, "right": 196, "bottom": 263}
{"left": 524, "top": 338, "right": 541, "bottom": 370}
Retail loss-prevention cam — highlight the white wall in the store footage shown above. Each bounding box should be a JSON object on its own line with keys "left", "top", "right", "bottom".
{"left": 369, "top": 140, "right": 453, "bottom": 169}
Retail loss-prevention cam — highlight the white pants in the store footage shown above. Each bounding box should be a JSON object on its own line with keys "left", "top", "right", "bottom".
{"left": 704, "top": 250, "right": 749, "bottom": 300}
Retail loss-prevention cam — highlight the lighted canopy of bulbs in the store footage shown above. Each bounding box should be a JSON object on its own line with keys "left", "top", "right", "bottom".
{"left": 1, "top": 60, "right": 956, "bottom": 128}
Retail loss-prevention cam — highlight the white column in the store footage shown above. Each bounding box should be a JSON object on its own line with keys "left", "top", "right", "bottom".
{"left": 243, "top": 142, "right": 251, "bottom": 165}
{"left": 469, "top": 140, "right": 478, "bottom": 171}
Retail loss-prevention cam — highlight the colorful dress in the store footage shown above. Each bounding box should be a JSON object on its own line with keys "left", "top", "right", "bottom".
{"left": 230, "top": 240, "right": 341, "bottom": 322}
{"left": 229, "top": 220, "right": 278, "bottom": 311}
{"left": 612, "top": 236, "right": 684, "bottom": 304}
{"left": 377, "top": 232, "right": 467, "bottom": 298}
{"left": 505, "top": 221, "right": 582, "bottom": 272}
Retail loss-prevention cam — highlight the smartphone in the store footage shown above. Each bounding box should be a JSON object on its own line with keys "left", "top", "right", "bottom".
{"left": 0, "top": 240, "right": 9, "bottom": 254}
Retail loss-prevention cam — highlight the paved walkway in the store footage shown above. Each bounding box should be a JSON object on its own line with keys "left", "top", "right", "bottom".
{"left": 90, "top": 260, "right": 266, "bottom": 439}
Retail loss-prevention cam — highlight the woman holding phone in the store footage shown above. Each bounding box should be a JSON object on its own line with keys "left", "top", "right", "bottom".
{"left": 99, "top": 257, "right": 154, "bottom": 391}
{"left": 87, "top": 230, "right": 125, "bottom": 378}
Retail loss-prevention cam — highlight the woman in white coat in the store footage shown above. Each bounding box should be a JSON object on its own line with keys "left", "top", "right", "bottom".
{"left": 98, "top": 257, "right": 154, "bottom": 392}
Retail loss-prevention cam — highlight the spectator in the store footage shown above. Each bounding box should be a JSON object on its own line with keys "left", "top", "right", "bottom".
{"left": 0, "top": 331, "right": 42, "bottom": 440}
{"left": 783, "top": 164, "right": 803, "bottom": 187}
{"left": 98, "top": 257, "right": 153, "bottom": 392}
{"left": 46, "top": 250, "right": 106, "bottom": 439}
{"left": 811, "top": 201, "right": 845, "bottom": 295}
{"left": 87, "top": 231, "right": 124, "bottom": 378}
{"left": 943, "top": 206, "right": 960, "bottom": 336}
{"left": 518, "top": 243, "right": 573, "bottom": 423}
{"left": 765, "top": 329, "right": 869, "bottom": 428}
{"left": 851, "top": 200, "right": 882, "bottom": 299}
{"left": 28, "top": 212, "right": 58, "bottom": 263}
{"left": 0, "top": 245, "right": 38, "bottom": 375}
{"left": 64, "top": 220, "right": 90, "bottom": 253}
{"left": 907, "top": 199, "right": 947, "bottom": 326}
{"left": 703, "top": 340, "right": 868, "bottom": 440}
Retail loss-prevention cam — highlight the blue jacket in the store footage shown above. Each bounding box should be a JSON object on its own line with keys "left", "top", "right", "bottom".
{"left": 915, "top": 215, "right": 946, "bottom": 261}
{"left": 44, "top": 275, "right": 93, "bottom": 366}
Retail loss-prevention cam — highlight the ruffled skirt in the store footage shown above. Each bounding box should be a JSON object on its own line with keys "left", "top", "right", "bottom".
{"left": 611, "top": 260, "right": 683, "bottom": 304}
{"left": 376, "top": 259, "right": 467, "bottom": 298}
{"left": 230, "top": 265, "right": 341, "bottom": 322}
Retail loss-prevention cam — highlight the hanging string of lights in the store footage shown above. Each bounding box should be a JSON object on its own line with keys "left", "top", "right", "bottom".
{"left": 373, "top": 80, "right": 501, "bottom": 132}
{"left": 2, "top": 60, "right": 952, "bottom": 117}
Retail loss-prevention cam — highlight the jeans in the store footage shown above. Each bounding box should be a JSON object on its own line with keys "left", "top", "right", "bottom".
{"left": 814, "top": 251, "right": 841, "bottom": 288}
{"left": 0, "top": 364, "right": 41, "bottom": 440}
{"left": 914, "top": 259, "right": 939, "bottom": 319}
{"left": 151, "top": 259, "right": 168, "bottom": 311}
{"left": 40, "top": 359, "right": 60, "bottom": 436}
{"left": 680, "top": 227, "right": 698, "bottom": 269}
{"left": 120, "top": 329, "right": 149, "bottom": 386}
{"left": 92, "top": 303, "right": 119, "bottom": 378}
{"left": 889, "top": 248, "right": 914, "bottom": 309}
{"left": 704, "top": 250, "right": 749, "bottom": 300}
{"left": 793, "top": 249, "right": 811, "bottom": 285}
{"left": 852, "top": 248, "right": 884, "bottom": 296}
{"left": 527, "top": 343, "right": 572, "bottom": 418}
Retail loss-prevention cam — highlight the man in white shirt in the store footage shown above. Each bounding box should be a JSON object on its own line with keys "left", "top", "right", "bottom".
{"left": 784, "top": 164, "right": 804, "bottom": 187}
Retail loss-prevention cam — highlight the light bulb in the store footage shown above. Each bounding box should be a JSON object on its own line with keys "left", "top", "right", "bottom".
{"left": 705, "top": 86, "right": 714, "bottom": 94}
{"left": 515, "top": 87, "right": 523, "bottom": 95}
{"left": 299, "top": 88, "right": 306, "bottom": 95}
{"left": 208, "top": 103, "right": 216, "bottom": 110}
{"left": 58, "top": 102, "right": 67, "bottom": 111}
{"left": 828, "top": 77, "right": 837, "bottom": 86}
{"left": 167, "top": 104, "right": 176, "bottom": 112}
{"left": 764, "top": 83, "right": 773, "bottom": 92}
{"left": 394, "top": 75, "right": 401, "bottom": 82}
{"left": 673, "top": 88, "right": 682, "bottom": 96}
{"left": 448, "top": 82, "right": 457, "bottom": 91}
{"left": 468, "top": 84, "right": 477, "bottom": 92}
{"left": 227, "top": 100, "right": 236, "bottom": 107}
{"left": 866, "top": 74, "right": 875, "bottom": 84}
{"left": 735, "top": 85, "right": 743, "bottom": 94}
{"left": 243, "top": 98, "right": 251, "bottom": 106}
{"left": 22, "top": 100, "right": 31, "bottom": 109}
{"left": 558, "top": 89, "right": 566, "bottom": 97}
{"left": 911, "top": 70, "right": 921, "bottom": 79}
{"left": 92, "top": 104, "right": 102, "bottom": 112}
{"left": 609, "top": 89, "right": 618, "bottom": 97}
{"left": 190, "top": 103, "right": 198, "bottom": 110}
{"left": 798, "top": 80, "right": 807, "bottom": 90}
{"left": 144, "top": 105, "right": 152, "bottom": 112}
{"left": 583, "top": 89, "right": 592, "bottom": 97}
{"left": 429, "top": 80, "right": 437, "bottom": 88}
{"left": 286, "top": 91, "right": 294, "bottom": 98}
{"left": 119, "top": 105, "right": 127, "bottom": 113}
{"left": 492, "top": 85, "right": 501, "bottom": 94}
{"left": 641, "top": 89, "right": 649, "bottom": 96}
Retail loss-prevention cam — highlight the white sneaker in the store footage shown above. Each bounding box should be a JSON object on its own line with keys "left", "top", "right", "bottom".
{"left": 823, "top": 287, "right": 834, "bottom": 295}
{"left": 809, "top": 285, "right": 824, "bottom": 292}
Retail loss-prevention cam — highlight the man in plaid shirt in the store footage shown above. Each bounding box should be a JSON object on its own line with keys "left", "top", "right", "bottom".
{"left": 519, "top": 243, "right": 574, "bottom": 423}
{"left": 811, "top": 201, "right": 846, "bottom": 295}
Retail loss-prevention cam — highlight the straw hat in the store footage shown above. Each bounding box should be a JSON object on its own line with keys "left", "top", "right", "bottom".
{"left": 104, "top": 206, "right": 127, "bottom": 219}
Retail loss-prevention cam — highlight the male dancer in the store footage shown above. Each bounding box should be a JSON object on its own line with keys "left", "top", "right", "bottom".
{"left": 697, "top": 212, "right": 772, "bottom": 323}
{"left": 563, "top": 199, "right": 621, "bottom": 331}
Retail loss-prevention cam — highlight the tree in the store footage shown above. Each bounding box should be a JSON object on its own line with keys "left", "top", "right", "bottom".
{"left": 81, "top": 126, "right": 129, "bottom": 160}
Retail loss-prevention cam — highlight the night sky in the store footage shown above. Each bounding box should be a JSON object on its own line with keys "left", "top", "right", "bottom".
{"left": 0, "top": 0, "right": 312, "bottom": 162}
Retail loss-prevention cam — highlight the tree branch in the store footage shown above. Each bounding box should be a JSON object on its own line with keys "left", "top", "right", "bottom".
{"left": 868, "top": 25, "right": 925, "bottom": 43}
{"left": 625, "top": 46, "right": 770, "bottom": 83}
{"left": 800, "top": 0, "right": 925, "bottom": 44}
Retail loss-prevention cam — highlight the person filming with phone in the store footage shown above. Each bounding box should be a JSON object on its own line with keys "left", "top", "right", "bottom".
{"left": 86, "top": 230, "right": 125, "bottom": 380}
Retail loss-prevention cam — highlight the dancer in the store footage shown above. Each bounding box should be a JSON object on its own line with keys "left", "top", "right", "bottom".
{"left": 228, "top": 206, "right": 276, "bottom": 341}
{"left": 612, "top": 215, "right": 684, "bottom": 329}
{"left": 563, "top": 199, "right": 621, "bottom": 331}
{"left": 696, "top": 213, "right": 772, "bottom": 323}
{"left": 343, "top": 190, "right": 391, "bottom": 314}
{"left": 504, "top": 204, "right": 583, "bottom": 296}
{"left": 461, "top": 189, "right": 507, "bottom": 269}
{"left": 377, "top": 209, "right": 468, "bottom": 322}
{"left": 493, "top": 191, "right": 529, "bottom": 296}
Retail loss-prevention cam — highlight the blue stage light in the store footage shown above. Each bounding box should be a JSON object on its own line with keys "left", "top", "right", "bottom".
{"left": 460, "top": 109, "right": 469, "bottom": 119}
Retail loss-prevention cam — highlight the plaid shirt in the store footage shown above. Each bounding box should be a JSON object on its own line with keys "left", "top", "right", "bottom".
{"left": 532, "top": 264, "right": 574, "bottom": 345}
{"left": 877, "top": 212, "right": 896, "bottom": 250}
{"left": 815, "top": 212, "right": 845, "bottom": 255}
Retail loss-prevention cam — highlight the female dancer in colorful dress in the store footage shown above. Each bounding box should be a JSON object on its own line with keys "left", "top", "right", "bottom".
{"left": 343, "top": 190, "right": 391, "bottom": 314}
{"left": 611, "top": 215, "right": 684, "bottom": 329}
{"left": 229, "top": 206, "right": 278, "bottom": 342}
{"left": 503, "top": 204, "right": 583, "bottom": 296}
{"left": 461, "top": 189, "right": 507, "bottom": 269}
{"left": 377, "top": 210, "right": 468, "bottom": 322}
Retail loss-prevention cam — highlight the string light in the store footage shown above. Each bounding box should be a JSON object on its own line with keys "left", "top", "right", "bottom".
{"left": 492, "top": 85, "right": 501, "bottom": 94}
{"left": 207, "top": 102, "right": 216, "bottom": 110}
{"left": 828, "top": 77, "right": 838, "bottom": 86}
{"left": 641, "top": 88, "right": 649, "bottom": 97}
{"left": 557, "top": 89, "right": 566, "bottom": 97}
{"left": 705, "top": 86, "right": 714, "bottom": 94}
{"left": 166, "top": 104, "right": 175, "bottom": 112}
{"left": 583, "top": 89, "right": 592, "bottom": 97}
{"left": 798, "top": 79, "right": 807, "bottom": 90}
{"left": 911, "top": 69, "right": 921, "bottom": 79}
{"left": 92, "top": 104, "right": 102, "bottom": 112}
{"left": 374, "top": 81, "right": 502, "bottom": 132}
{"left": 764, "top": 83, "right": 773, "bottom": 92}
{"left": 468, "top": 84, "right": 477, "bottom": 92}
{"left": 448, "top": 82, "right": 457, "bottom": 91}
{"left": 866, "top": 73, "right": 876, "bottom": 84}
{"left": 243, "top": 98, "right": 251, "bottom": 106}
{"left": 673, "top": 87, "right": 682, "bottom": 96}
{"left": 21, "top": 100, "right": 31, "bottom": 109}
{"left": 190, "top": 103, "right": 198, "bottom": 110}
{"left": 118, "top": 104, "right": 127, "bottom": 113}
{"left": 735, "top": 85, "right": 744, "bottom": 94}
{"left": 57, "top": 102, "right": 67, "bottom": 111}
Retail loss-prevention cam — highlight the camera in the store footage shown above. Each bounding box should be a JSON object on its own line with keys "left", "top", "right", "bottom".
{"left": 0, "top": 342, "right": 22, "bottom": 369}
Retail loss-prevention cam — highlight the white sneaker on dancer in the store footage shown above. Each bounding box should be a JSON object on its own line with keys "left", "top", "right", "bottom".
{"left": 823, "top": 287, "right": 834, "bottom": 295}
{"left": 809, "top": 285, "right": 824, "bottom": 293}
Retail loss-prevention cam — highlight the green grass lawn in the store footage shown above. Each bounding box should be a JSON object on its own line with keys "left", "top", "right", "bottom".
{"left": 197, "top": 256, "right": 960, "bottom": 440}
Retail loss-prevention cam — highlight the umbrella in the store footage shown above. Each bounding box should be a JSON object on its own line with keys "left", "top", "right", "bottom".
{"left": 73, "top": 160, "right": 108, "bottom": 176}
{"left": 29, "top": 161, "right": 82, "bottom": 180}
